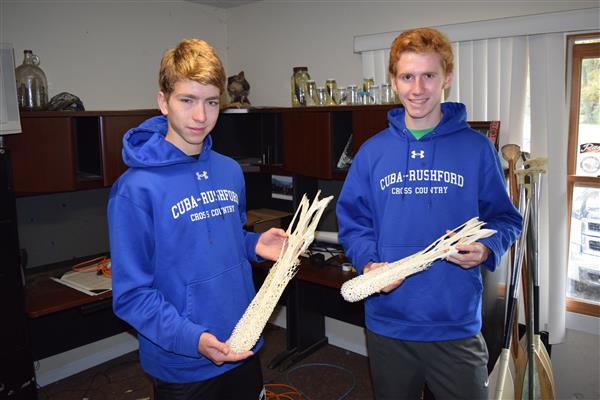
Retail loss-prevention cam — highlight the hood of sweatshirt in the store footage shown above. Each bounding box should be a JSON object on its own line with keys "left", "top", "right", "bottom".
{"left": 387, "top": 102, "right": 470, "bottom": 141}
{"left": 122, "top": 115, "right": 212, "bottom": 168}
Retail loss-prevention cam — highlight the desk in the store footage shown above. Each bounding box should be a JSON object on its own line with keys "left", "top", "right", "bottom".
{"left": 25, "top": 258, "right": 130, "bottom": 360}
{"left": 253, "top": 256, "right": 363, "bottom": 371}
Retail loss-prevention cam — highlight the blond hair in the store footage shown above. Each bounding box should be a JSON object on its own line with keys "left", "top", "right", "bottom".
{"left": 159, "top": 38, "right": 226, "bottom": 96}
{"left": 388, "top": 28, "right": 454, "bottom": 77}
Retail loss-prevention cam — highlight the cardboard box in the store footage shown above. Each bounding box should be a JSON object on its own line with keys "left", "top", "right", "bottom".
{"left": 245, "top": 208, "right": 292, "bottom": 232}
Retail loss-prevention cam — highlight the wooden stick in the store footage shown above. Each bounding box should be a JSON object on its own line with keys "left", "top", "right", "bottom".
{"left": 501, "top": 144, "right": 521, "bottom": 208}
{"left": 501, "top": 144, "right": 528, "bottom": 394}
{"left": 520, "top": 158, "right": 556, "bottom": 400}
{"left": 490, "top": 189, "right": 531, "bottom": 400}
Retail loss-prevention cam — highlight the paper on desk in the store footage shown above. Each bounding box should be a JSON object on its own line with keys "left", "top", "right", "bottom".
{"left": 51, "top": 269, "right": 111, "bottom": 296}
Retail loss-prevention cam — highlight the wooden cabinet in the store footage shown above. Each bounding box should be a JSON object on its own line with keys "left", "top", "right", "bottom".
{"left": 5, "top": 110, "right": 159, "bottom": 195}
{"left": 101, "top": 111, "right": 161, "bottom": 185}
{"left": 8, "top": 116, "right": 76, "bottom": 193}
{"left": 283, "top": 110, "right": 335, "bottom": 179}
{"left": 282, "top": 105, "right": 394, "bottom": 179}
{"left": 5, "top": 106, "right": 402, "bottom": 194}
{"left": 352, "top": 107, "right": 393, "bottom": 153}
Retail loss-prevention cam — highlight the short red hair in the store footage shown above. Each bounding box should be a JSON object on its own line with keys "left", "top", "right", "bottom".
{"left": 388, "top": 28, "right": 454, "bottom": 77}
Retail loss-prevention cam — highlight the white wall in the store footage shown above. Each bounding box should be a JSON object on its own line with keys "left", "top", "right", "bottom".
{"left": 2, "top": 0, "right": 595, "bottom": 109}
{"left": 0, "top": 0, "right": 228, "bottom": 110}
{"left": 226, "top": 0, "right": 599, "bottom": 106}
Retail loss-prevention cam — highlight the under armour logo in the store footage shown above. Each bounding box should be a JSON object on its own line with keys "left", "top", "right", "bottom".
{"left": 411, "top": 150, "right": 425, "bottom": 159}
{"left": 196, "top": 171, "right": 209, "bottom": 180}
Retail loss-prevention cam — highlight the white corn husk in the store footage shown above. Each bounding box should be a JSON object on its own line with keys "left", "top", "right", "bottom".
{"left": 340, "top": 217, "right": 497, "bottom": 302}
{"left": 229, "top": 191, "right": 334, "bottom": 353}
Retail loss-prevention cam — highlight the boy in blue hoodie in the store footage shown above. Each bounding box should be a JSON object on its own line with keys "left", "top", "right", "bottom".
{"left": 336, "top": 28, "right": 522, "bottom": 399}
{"left": 108, "top": 38, "right": 286, "bottom": 400}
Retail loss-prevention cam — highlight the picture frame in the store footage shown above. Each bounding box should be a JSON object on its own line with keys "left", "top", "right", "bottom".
{"left": 468, "top": 120, "right": 500, "bottom": 151}
{"left": 0, "top": 43, "right": 22, "bottom": 135}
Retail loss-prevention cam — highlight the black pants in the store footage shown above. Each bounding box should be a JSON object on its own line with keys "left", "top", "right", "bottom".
{"left": 153, "top": 355, "right": 265, "bottom": 400}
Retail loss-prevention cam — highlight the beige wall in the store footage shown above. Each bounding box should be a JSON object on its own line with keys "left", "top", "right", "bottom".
{"left": 2, "top": 1, "right": 597, "bottom": 109}
{"left": 0, "top": 0, "right": 228, "bottom": 110}
{"left": 226, "top": 0, "right": 599, "bottom": 106}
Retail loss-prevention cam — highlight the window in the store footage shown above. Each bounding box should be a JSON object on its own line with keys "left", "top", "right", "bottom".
{"left": 566, "top": 34, "right": 600, "bottom": 317}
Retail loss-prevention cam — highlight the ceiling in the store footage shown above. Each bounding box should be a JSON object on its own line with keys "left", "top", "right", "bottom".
{"left": 186, "top": 0, "right": 261, "bottom": 9}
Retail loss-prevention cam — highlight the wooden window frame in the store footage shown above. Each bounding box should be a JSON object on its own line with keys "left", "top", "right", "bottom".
{"left": 566, "top": 34, "right": 600, "bottom": 317}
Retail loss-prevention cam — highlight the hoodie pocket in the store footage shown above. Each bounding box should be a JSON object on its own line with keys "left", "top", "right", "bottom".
{"left": 184, "top": 261, "right": 255, "bottom": 341}
{"left": 374, "top": 244, "right": 483, "bottom": 324}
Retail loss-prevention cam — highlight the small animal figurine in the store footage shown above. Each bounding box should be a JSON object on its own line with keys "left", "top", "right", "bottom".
{"left": 227, "top": 71, "right": 251, "bottom": 107}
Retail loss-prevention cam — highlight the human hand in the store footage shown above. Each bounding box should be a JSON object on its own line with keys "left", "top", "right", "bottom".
{"left": 364, "top": 261, "right": 404, "bottom": 293}
{"left": 444, "top": 230, "right": 491, "bottom": 269}
{"left": 197, "top": 332, "right": 253, "bottom": 365}
{"left": 255, "top": 228, "right": 288, "bottom": 261}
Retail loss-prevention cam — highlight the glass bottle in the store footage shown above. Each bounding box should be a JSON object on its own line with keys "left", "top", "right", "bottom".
{"left": 305, "top": 79, "right": 317, "bottom": 106}
{"left": 369, "top": 84, "right": 380, "bottom": 104}
{"left": 362, "top": 77, "right": 375, "bottom": 94}
{"left": 347, "top": 85, "right": 359, "bottom": 105}
{"left": 381, "top": 83, "right": 394, "bottom": 104}
{"left": 316, "top": 87, "right": 327, "bottom": 106}
{"left": 291, "top": 66, "right": 310, "bottom": 107}
{"left": 325, "top": 79, "right": 337, "bottom": 105}
{"left": 334, "top": 87, "right": 348, "bottom": 105}
{"left": 15, "top": 50, "right": 48, "bottom": 110}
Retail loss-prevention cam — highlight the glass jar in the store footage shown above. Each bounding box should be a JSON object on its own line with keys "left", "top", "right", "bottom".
{"left": 362, "top": 77, "right": 375, "bottom": 94}
{"left": 316, "top": 87, "right": 328, "bottom": 106}
{"left": 381, "top": 83, "right": 394, "bottom": 104}
{"left": 347, "top": 85, "right": 359, "bottom": 105}
{"left": 291, "top": 66, "right": 311, "bottom": 107}
{"left": 369, "top": 84, "right": 380, "bottom": 104}
{"left": 334, "top": 87, "right": 348, "bottom": 105}
{"left": 15, "top": 50, "right": 48, "bottom": 110}
{"left": 305, "top": 79, "right": 317, "bottom": 106}
{"left": 359, "top": 91, "right": 371, "bottom": 105}
{"left": 325, "top": 79, "right": 337, "bottom": 105}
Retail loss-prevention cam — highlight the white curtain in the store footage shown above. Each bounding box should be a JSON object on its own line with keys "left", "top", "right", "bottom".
{"left": 528, "top": 33, "right": 569, "bottom": 343}
{"left": 361, "top": 49, "right": 388, "bottom": 89}
{"left": 446, "top": 37, "right": 528, "bottom": 149}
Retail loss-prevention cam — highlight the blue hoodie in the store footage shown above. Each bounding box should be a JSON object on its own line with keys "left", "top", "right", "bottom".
{"left": 108, "top": 115, "right": 262, "bottom": 383}
{"left": 336, "top": 103, "right": 521, "bottom": 342}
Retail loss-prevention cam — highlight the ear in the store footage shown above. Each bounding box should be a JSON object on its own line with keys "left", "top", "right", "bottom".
{"left": 443, "top": 72, "right": 453, "bottom": 90}
{"left": 238, "top": 71, "right": 245, "bottom": 78}
{"left": 390, "top": 74, "right": 398, "bottom": 94}
{"left": 157, "top": 91, "right": 169, "bottom": 116}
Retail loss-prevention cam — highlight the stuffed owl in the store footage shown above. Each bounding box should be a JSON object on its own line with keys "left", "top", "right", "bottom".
{"left": 227, "top": 71, "right": 251, "bottom": 106}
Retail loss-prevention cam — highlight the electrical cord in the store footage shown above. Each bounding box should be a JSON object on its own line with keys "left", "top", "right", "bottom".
{"left": 285, "top": 362, "right": 357, "bottom": 400}
{"left": 265, "top": 383, "right": 304, "bottom": 399}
